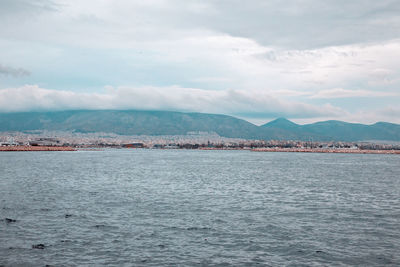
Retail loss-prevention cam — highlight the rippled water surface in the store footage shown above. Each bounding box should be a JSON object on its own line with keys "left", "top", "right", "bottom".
{"left": 1, "top": 149, "right": 400, "bottom": 266}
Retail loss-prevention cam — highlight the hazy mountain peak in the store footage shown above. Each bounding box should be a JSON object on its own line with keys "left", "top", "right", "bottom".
{"left": 262, "top": 118, "right": 298, "bottom": 128}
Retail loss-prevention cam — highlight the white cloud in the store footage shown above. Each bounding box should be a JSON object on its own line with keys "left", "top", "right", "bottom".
{"left": 309, "top": 88, "right": 398, "bottom": 99}
{"left": 0, "top": 85, "right": 344, "bottom": 119}
{"left": 377, "top": 106, "right": 400, "bottom": 119}
{"left": 0, "top": 85, "right": 112, "bottom": 111}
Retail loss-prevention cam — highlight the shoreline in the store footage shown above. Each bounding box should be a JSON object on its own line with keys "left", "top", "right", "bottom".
{"left": 0, "top": 146, "right": 76, "bottom": 152}
{"left": 251, "top": 148, "right": 400, "bottom": 154}
{"left": 1, "top": 146, "right": 399, "bottom": 154}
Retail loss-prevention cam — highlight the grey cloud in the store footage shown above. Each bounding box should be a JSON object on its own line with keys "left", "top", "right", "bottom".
{"left": 152, "top": 0, "right": 400, "bottom": 49}
{"left": 0, "top": 0, "right": 58, "bottom": 16}
{"left": 201, "top": 0, "right": 400, "bottom": 49}
{"left": 1, "top": 0, "right": 399, "bottom": 50}
{"left": 0, "top": 64, "right": 30, "bottom": 77}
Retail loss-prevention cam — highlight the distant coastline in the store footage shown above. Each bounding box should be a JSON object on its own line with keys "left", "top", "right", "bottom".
{"left": 1, "top": 145, "right": 399, "bottom": 154}
{"left": 1, "top": 110, "right": 400, "bottom": 142}
{"left": 251, "top": 148, "right": 400, "bottom": 154}
{"left": 0, "top": 146, "right": 76, "bottom": 152}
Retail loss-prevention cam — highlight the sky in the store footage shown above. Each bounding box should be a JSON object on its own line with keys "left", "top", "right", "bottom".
{"left": 1, "top": 0, "right": 400, "bottom": 125}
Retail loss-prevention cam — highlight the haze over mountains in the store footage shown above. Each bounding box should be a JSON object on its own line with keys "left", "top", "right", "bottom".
{"left": 0, "top": 110, "right": 400, "bottom": 142}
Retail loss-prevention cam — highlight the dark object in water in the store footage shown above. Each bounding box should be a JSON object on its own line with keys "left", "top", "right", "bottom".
{"left": 186, "top": 226, "right": 212, "bottom": 231}
{"left": 4, "top": 218, "right": 17, "bottom": 223}
{"left": 32, "top": 244, "right": 46, "bottom": 249}
{"left": 65, "top": 214, "right": 73, "bottom": 218}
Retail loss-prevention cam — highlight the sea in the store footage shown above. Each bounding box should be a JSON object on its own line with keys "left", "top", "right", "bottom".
{"left": 1, "top": 149, "right": 399, "bottom": 266}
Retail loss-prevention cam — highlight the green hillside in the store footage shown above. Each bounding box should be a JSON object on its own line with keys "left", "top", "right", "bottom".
{"left": 1, "top": 110, "right": 400, "bottom": 141}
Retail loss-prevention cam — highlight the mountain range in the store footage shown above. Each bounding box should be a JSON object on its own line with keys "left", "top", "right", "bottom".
{"left": 0, "top": 110, "right": 399, "bottom": 142}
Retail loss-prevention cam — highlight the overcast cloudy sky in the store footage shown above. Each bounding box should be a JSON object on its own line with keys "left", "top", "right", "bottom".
{"left": 1, "top": 0, "right": 400, "bottom": 124}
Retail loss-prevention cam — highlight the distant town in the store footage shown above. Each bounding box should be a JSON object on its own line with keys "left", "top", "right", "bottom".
{"left": 1, "top": 130, "right": 400, "bottom": 154}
